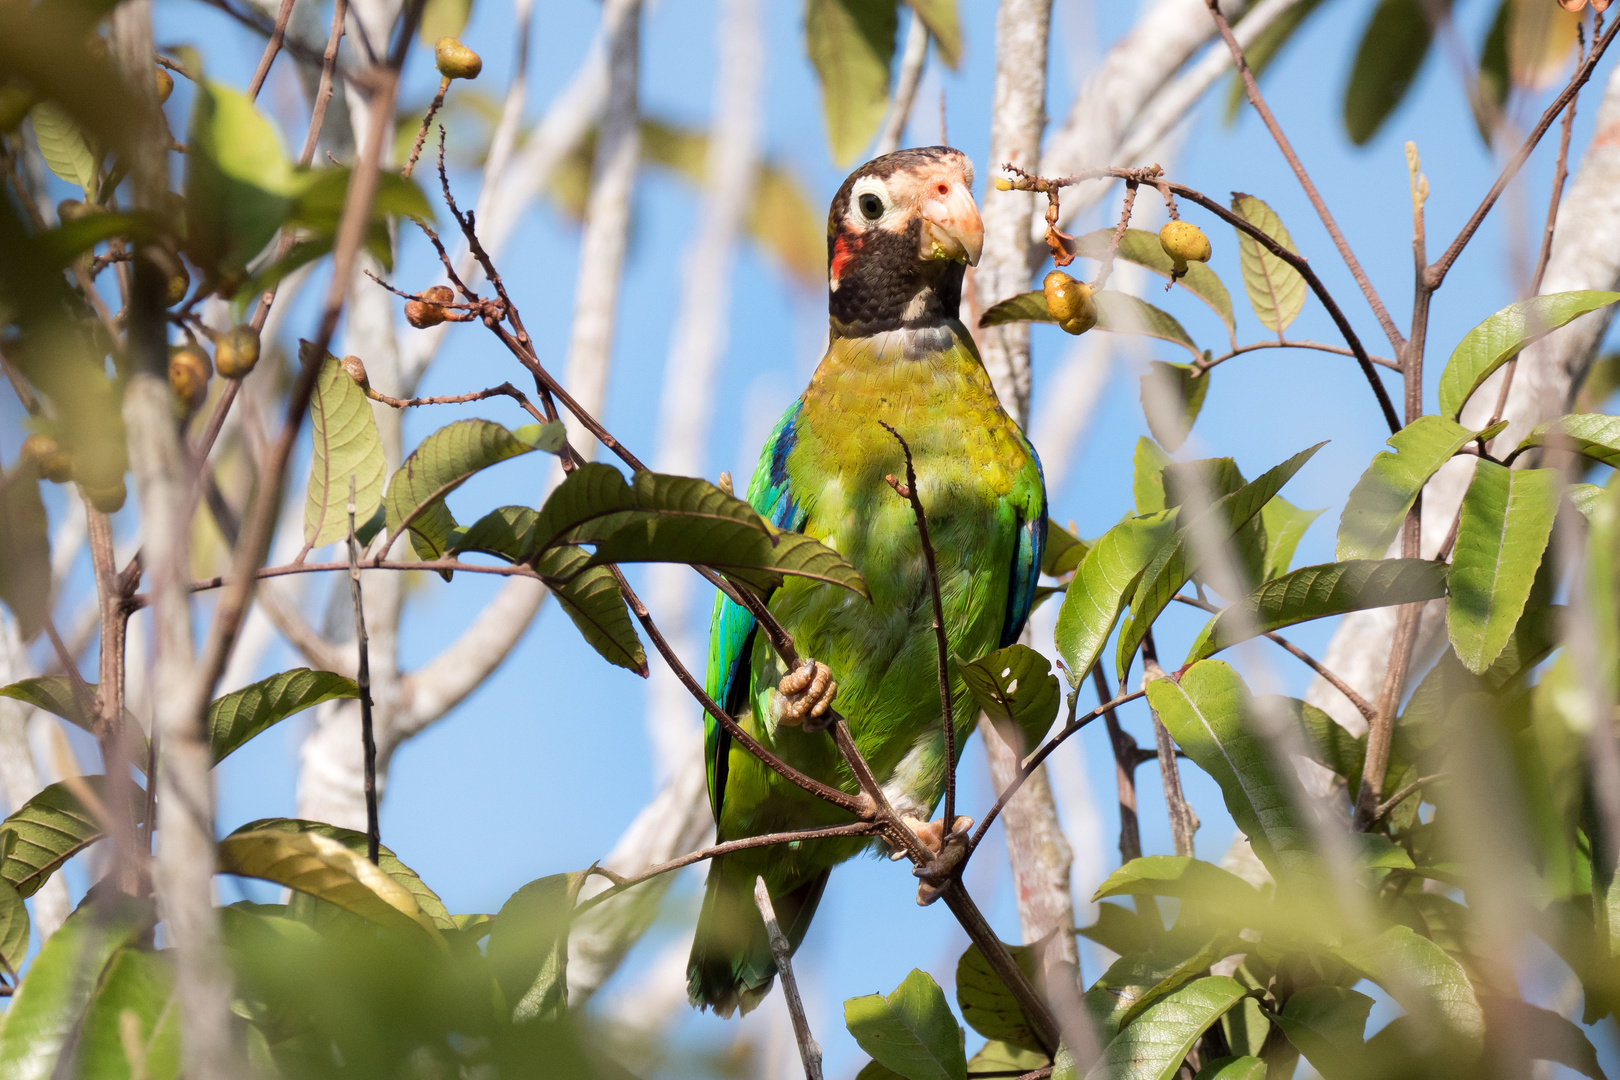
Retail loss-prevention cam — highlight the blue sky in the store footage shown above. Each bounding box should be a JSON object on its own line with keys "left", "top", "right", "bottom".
{"left": 7, "top": 0, "right": 1619, "bottom": 1075}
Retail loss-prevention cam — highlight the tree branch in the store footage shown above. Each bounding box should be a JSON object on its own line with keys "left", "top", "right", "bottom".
{"left": 756, "top": 876, "right": 825, "bottom": 1080}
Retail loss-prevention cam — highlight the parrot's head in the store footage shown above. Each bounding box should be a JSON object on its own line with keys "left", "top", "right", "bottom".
{"left": 825, "top": 146, "right": 982, "bottom": 338}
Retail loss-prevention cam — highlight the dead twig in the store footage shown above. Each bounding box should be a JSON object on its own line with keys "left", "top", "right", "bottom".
{"left": 755, "top": 876, "right": 824, "bottom": 1080}
{"left": 347, "top": 476, "right": 380, "bottom": 865}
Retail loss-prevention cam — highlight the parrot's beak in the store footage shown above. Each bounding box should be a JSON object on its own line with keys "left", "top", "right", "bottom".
{"left": 921, "top": 182, "right": 984, "bottom": 266}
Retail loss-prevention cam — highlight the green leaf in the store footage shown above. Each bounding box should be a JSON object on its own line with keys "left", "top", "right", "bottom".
{"left": 1576, "top": 352, "right": 1620, "bottom": 413}
{"left": 977, "top": 291, "right": 1050, "bottom": 328}
{"left": 1343, "top": 0, "right": 1436, "bottom": 145}
{"left": 0, "top": 473, "right": 49, "bottom": 642}
{"left": 1133, "top": 438, "right": 1173, "bottom": 516}
{"left": 0, "top": 878, "right": 27, "bottom": 977}
{"left": 1146, "top": 661, "right": 1312, "bottom": 877}
{"left": 0, "top": 677, "right": 148, "bottom": 773}
{"left": 30, "top": 101, "right": 97, "bottom": 192}
{"left": 1438, "top": 292, "right": 1620, "bottom": 419}
{"left": 209, "top": 668, "right": 359, "bottom": 764}
{"left": 1514, "top": 412, "right": 1620, "bottom": 469}
{"left": 1084, "top": 928, "right": 1233, "bottom": 1038}
{"left": 216, "top": 829, "right": 443, "bottom": 944}
{"left": 304, "top": 351, "right": 387, "bottom": 549}
{"left": 1269, "top": 986, "right": 1374, "bottom": 1079}
{"left": 955, "top": 938, "right": 1043, "bottom": 1053}
{"left": 383, "top": 418, "right": 540, "bottom": 566}
{"left": 1230, "top": 193, "right": 1306, "bottom": 333}
{"left": 185, "top": 79, "right": 303, "bottom": 274}
{"left": 286, "top": 169, "right": 432, "bottom": 270}
{"left": 1085, "top": 976, "right": 1246, "bottom": 1080}
{"left": 453, "top": 505, "right": 539, "bottom": 562}
{"left": 1095, "top": 291, "right": 1200, "bottom": 358}
{"left": 75, "top": 948, "right": 182, "bottom": 1080}
{"left": 535, "top": 545, "right": 647, "bottom": 675}
{"left": 1338, "top": 415, "right": 1478, "bottom": 561}
{"left": 0, "top": 894, "right": 150, "bottom": 1080}
{"left": 35, "top": 212, "right": 166, "bottom": 270}
{"left": 418, "top": 0, "right": 472, "bottom": 42}
{"left": 1192, "top": 1058, "right": 1266, "bottom": 1080}
{"left": 0, "top": 777, "right": 141, "bottom": 898}
{"left": 1053, "top": 511, "right": 1178, "bottom": 685}
{"left": 1092, "top": 856, "right": 1262, "bottom": 908}
{"left": 856, "top": 1062, "right": 909, "bottom": 1080}
{"left": 487, "top": 872, "right": 586, "bottom": 1023}
{"left": 904, "top": 0, "right": 960, "bottom": 67}
{"left": 531, "top": 462, "right": 637, "bottom": 552}
{"left": 1222, "top": 0, "right": 1331, "bottom": 123}
{"left": 1077, "top": 902, "right": 1162, "bottom": 957}
{"left": 230, "top": 817, "right": 455, "bottom": 930}
{"left": 1139, "top": 362, "right": 1209, "bottom": 452}
{"left": 1186, "top": 558, "right": 1450, "bottom": 662}
{"left": 1044, "top": 519, "right": 1088, "bottom": 577}
{"left": 965, "top": 1040, "right": 1049, "bottom": 1075}
{"left": 845, "top": 968, "right": 967, "bottom": 1080}
{"left": 1448, "top": 461, "right": 1560, "bottom": 673}
{"left": 1571, "top": 482, "right": 1607, "bottom": 519}
{"left": 1075, "top": 228, "right": 1235, "bottom": 336}
{"left": 958, "top": 644, "right": 1060, "bottom": 752}
{"left": 1481, "top": 997, "right": 1607, "bottom": 1080}
{"left": 1161, "top": 458, "right": 1265, "bottom": 588}
{"left": 1259, "top": 496, "right": 1322, "bottom": 580}
{"left": 806, "top": 0, "right": 897, "bottom": 166}
{"left": 1334, "top": 925, "right": 1485, "bottom": 1046}
{"left": 1117, "top": 443, "right": 1323, "bottom": 680}
{"left": 1273, "top": 695, "right": 1366, "bottom": 789}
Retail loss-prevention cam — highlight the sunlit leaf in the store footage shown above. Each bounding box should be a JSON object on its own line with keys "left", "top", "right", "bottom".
{"left": 1075, "top": 228, "right": 1235, "bottom": 336}
{"left": 1134, "top": 437, "right": 1173, "bottom": 516}
{"left": 1084, "top": 928, "right": 1233, "bottom": 1038}
{"left": 1514, "top": 412, "right": 1620, "bottom": 469}
{"left": 1092, "top": 856, "right": 1262, "bottom": 908}
{"left": 209, "top": 668, "right": 360, "bottom": 764}
{"left": 1335, "top": 925, "right": 1485, "bottom": 1046}
{"left": 1438, "top": 292, "right": 1620, "bottom": 420}
{"left": 1096, "top": 291, "right": 1200, "bottom": 358}
{"left": 1448, "top": 462, "right": 1560, "bottom": 673}
{"left": 1139, "top": 361, "right": 1209, "bottom": 451}
{"left": 453, "top": 505, "right": 538, "bottom": 562}
{"left": 806, "top": 0, "right": 897, "bottom": 166}
{"left": 30, "top": 101, "right": 97, "bottom": 192}
{"left": 0, "top": 472, "right": 50, "bottom": 641}
{"left": 302, "top": 348, "right": 386, "bottom": 549}
{"left": 1086, "top": 976, "right": 1246, "bottom": 1080}
{"left": 0, "top": 776, "right": 141, "bottom": 898}
{"left": 418, "top": 0, "right": 472, "bottom": 44}
{"left": 1259, "top": 495, "right": 1323, "bottom": 580}
{"left": 956, "top": 937, "right": 1043, "bottom": 1053}
{"left": 1507, "top": 0, "right": 1581, "bottom": 89}
{"left": 1337, "top": 416, "right": 1477, "bottom": 560}
{"left": 845, "top": 968, "right": 967, "bottom": 1080}
{"left": 959, "top": 644, "right": 1061, "bottom": 751}
{"left": 1044, "top": 519, "right": 1088, "bottom": 577}
{"left": 487, "top": 872, "right": 587, "bottom": 1022}
{"left": 966, "top": 1040, "right": 1048, "bottom": 1076}
{"left": 1053, "top": 511, "right": 1178, "bottom": 685}
{"left": 383, "top": 418, "right": 540, "bottom": 567}
{"left": 1271, "top": 695, "right": 1366, "bottom": 790}
{"left": 185, "top": 79, "right": 303, "bottom": 274}
{"left": 0, "top": 878, "right": 27, "bottom": 977}
{"left": 1343, "top": 0, "right": 1437, "bottom": 145}
{"left": 904, "top": 0, "right": 960, "bottom": 67}
{"left": 1575, "top": 353, "right": 1620, "bottom": 413}
{"left": 1185, "top": 558, "right": 1449, "bottom": 662}
{"left": 1162, "top": 457, "right": 1265, "bottom": 587}
{"left": 1269, "top": 986, "right": 1374, "bottom": 1077}
{"left": 1077, "top": 902, "right": 1163, "bottom": 957}
{"left": 1230, "top": 193, "right": 1306, "bottom": 333}
{"left": 75, "top": 948, "right": 181, "bottom": 1080}
{"left": 1192, "top": 1058, "right": 1266, "bottom": 1080}
{"left": 535, "top": 545, "right": 647, "bottom": 675}
{"left": 0, "top": 677, "right": 148, "bottom": 772}
{"left": 977, "top": 291, "right": 1049, "bottom": 327}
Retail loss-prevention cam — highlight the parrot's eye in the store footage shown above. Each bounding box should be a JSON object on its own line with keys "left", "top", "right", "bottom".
{"left": 858, "top": 193, "right": 884, "bottom": 220}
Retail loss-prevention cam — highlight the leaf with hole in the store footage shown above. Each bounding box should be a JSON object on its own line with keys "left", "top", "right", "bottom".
{"left": 1139, "top": 362, "right": 1209, "bottom": 451}
{"left": 1438, "top": 292, "right": 1620, "bottom": 420}
{"left": 1338, "top": 416, "right": 1478, "bottom": 560}
{"left": 303, "top": 349, "right": 386, "bottom": 550}
{"left": 1185, "top": 558, "right": 1449, "bottom": 662}
{"left": 210, "top": 668, "right": 359, "bottom": 765}
{"left": 956, "top": 937, "right": 1043, "bottom": 1053}
{"left": 845, "top": 967, "right": 966, "bottom": 1080}
{"left": 383, "top": 418, "right": 540, "bottom": 567}
{"left": 1075, "top": 228, "right": 1235, "bottom": 336}
{"left": 1053, "top": 511, "right": 1178, "bottom": 686}
{"left": 1230, "top": 193, "right": 1306, "bottom": 333}
{"left": 1448, "top": 462, "right": 1560, "bottom": 673}
{"left": 536, "top": 545, "right": 646, "bottom": 675}
{"left": 805, "top": 0, "right": 897, "bottom": 166}
{"left": 1087, "top": 976, "right": 1247, "bottom": 1080}
{"left": 959, "top": 644, "right": 1060, "bottom": 752}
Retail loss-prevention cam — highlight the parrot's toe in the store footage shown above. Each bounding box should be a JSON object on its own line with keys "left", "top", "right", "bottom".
{"left": 775, "top": 660, "right": 837, "bottom": 727}
{"left": 900, "top": 815, "right": 974, "bottom": 905}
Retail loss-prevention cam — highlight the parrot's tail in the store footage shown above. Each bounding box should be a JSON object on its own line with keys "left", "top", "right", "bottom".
{"left": 686, "top": 854, "right": 829, "bottom": 1018}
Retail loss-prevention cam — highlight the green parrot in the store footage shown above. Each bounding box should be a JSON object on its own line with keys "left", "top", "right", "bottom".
{"left": 686, "top": 146, "right": 1047, "bottom": 1016}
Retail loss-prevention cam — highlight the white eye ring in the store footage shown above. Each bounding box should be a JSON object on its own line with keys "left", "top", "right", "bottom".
{"left": 852, "top": 177, "right": 891, "bottom": 222}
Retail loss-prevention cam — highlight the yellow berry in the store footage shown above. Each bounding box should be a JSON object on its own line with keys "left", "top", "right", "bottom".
{"left": 1159, "top": 221, "right": 1211, "bottom": 267}
{"left": 214, "top": 325, "right": 261, "bottom": 379}
{"left": 168, "top": 344, "right": 212, "bottom": 412}
{"left": 434, "top": 38, "right": 483, "bottom": 81}
{"left": 1043, "top": 271, "right": 1096, "bottom": 335}
{"left": 155, "top": 67, "right": 174, "bottom": 104}
{"left": 993, "top": 177, "right": 1014, "bottom": 191}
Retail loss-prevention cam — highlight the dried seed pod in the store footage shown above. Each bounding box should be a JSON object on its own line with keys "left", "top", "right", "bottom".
{"left": 214, "top": 325, "right": 261, "bottom": 379}
{"left": 339, "top": 354, "right": 371, "bottom": 392}
{"left": 434, "top": 38, "right": 483, "bottom": 81}
{"left": 155, "top": 67, "right": 174, "bottom": 104}
{"left": 1043, "top": 270, "right": 1097, "bottom": 335}
{"left": 168, "top": 343, "right": 213, "bottom": 412}
{"left": 405, "top": 284, "right": 456, "bottom": 329}
{"left": 81, "top": 477, "right": 127, "bottom": 514}
{"left": 1158, "top": 220, "right": 1211, "bottom": 271}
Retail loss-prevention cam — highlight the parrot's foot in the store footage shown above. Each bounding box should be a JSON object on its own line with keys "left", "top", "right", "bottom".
{"left": 896, "top": 815, "right": 974, "bottom": 906}
{"left": 775, "top": 660, "right": 837, "bottom": 730}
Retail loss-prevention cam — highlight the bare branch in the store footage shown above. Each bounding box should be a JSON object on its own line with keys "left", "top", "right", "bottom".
{"left": 755, "top": 877, "right": 825, "bottom": 1080}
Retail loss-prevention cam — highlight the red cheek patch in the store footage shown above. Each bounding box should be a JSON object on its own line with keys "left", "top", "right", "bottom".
{"left": 830, "top": 233, "right": 861, "bottom": 286}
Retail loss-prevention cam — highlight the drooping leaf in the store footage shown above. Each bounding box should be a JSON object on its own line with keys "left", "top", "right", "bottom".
{"left": 959, "top": 644, "right": 1061, "bottom": 752}
{"left": 303, "top": 350, "right": 387, "bottom": 549}
{"left": 806, "top": 0, "right": 897, "bottom": 166}
{"left": 216, "top": 829, "right": 443, "bottom": 944}
{"left": 0, "top": 894, "right": 150, "bottom": 1080}
{"left": 904, "top": 0, "right": 960, "bottom": 67}
{"left": 1186, "top": 558, "right": 1450, "bottom": 662}
{"left": 1117, "top": 444, "right": 1323, "bottom": 680}
{"left": 1146, "top": 661, "right": 1312, "bottom": 877}
{"left": 1222, "top": 0, "right": 1331, "bottom": 122}
{"left": 452, "top": 506, "right": 539, "bottom": 562}
{"left": 0, "top": 472, "right": 49, "bottom": 641}
{"left": 486, "top": 871, "right": 588, "bottom": 1022}
{"left": 1334, "top": 925, "right": 1485, "bottom": 1046}
{"left": 1259, "top": 495, "right": 1323, "bottom": 580}
{"left": 1230, "top": 193, "right": 1306, "bottom": 334}
{"left": 845, "top": 968, "right": 967, "bottom": 1080}
{"left": 1343, "top": 0, "right": 1438, "bottom": 145}
{"left": 1075, "top": 228, "right": 1235, "bottom": 336}
{"left": 1084, "top": 928, "right": 1233, "bottom": 1038}
{"left": 1338, "top": 415, "right": 1477, "bottom": 560}
{"left": 956, "top": 938, "right": 1043, "bottom": 1053}
{"left": 1134, "top": 437, "right": 1173, "bottom": 516}
{"left": 1269, "top": 985, "right": 1375, "bottom": 1078}
{"left": 1085, "top": 976, "right": 1247, "bottom": 1080}
{"left": 0, "top": 878, "right": 27, "bottom": 977}
{"left": 1139, "top": 361, "right": 1209, "bottom": 451}
{"left": 1437, "top": 292, "right": 1620, "bottom": 419}
{"left": 1044, "top": 519, "right": 1088, "bottom": 577}
{"left": 977, "top": 291, "right": 1050, "bottom": 328}
{"left": 382, "top": 418, "right": 540, "bottom": 565}
{"left": 1514, "top": 412, "right": 1620, "bottom": 469}
{"left": 209, "top": 668, "right": 359, "bottom": 764}
{"left": 535, "top": 545, "right": 647, "bottom": 675}
{"left": 30, "top": 101, "right": 98, "bottom": 192}
{"left": 74, "top": 948, "right": 182, "bottom": 1080}
{"left": 1448, "top": 462, "right": 1561, "bottom": 673}
{"left": 0, "top": 776, "right": 141, "bottom": 898}
{"left": 1053, "top": 512, "right": 1178, "bottom": 685}
{"left": 230, "top": 818, "right": 455, "bottom": 930}
{"left": 1095, "top": 291, "right": 1200, "bottom": 358}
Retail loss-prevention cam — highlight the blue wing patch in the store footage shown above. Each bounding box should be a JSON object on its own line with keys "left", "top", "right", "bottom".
{"left": 999, "top": 438, "right": 1048, "bottom": 649}
{"left": 704, "top": 399, "right": 806, "bottom": 825}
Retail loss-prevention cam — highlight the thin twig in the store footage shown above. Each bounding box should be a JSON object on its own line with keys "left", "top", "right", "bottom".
{"left": 402, "top": 83, "right": 449, "bottom": 179}
{"left": 879, "top": 423, "right": 956, "bottom": 831}
{"left": 1374, "top": 772, "right": 1443, "bottom": 823}
{"left": 347, "top": 476, "right": 379, "bottom": 864}
{"left": 246, "top": 0, "right": 298, "bottom": 101}
{"left": 755, "top": 877, "right": 825, "bottom": 1080}
{"left": 1198, "top": 338, "right": 1400, "bottom": 373}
